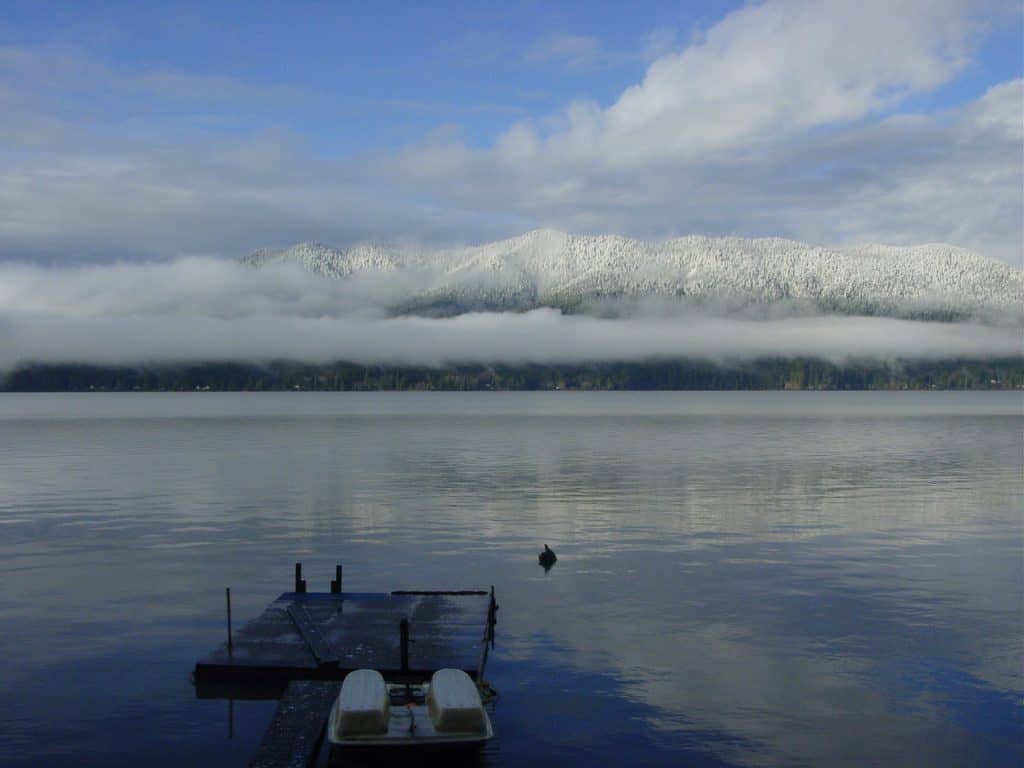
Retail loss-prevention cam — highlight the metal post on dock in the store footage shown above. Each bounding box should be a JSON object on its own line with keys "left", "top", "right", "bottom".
{"left": 294, "top": 562, "right": 306, "bottom": 593}
{"left": 225, "top": 587, "right": 233, "bottom": 654}
{"left": 494, "top": 585, "right": 498, "bottom": 642}
{"left": 400, "top": 619, "right": 409, "bottom": 672}
{"left": 477, "top": 586, "right": 498, "bottom": 681}
{"left": 330, "top": 564, "right": 343, "bottom": 594}
{"left": 489, "top": 585, "right": 497, "bottom": 648}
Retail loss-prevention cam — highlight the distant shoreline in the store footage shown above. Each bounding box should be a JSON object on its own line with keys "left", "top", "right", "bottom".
{"left": 4, "top": 358, "right": 1022, "bottom": 392}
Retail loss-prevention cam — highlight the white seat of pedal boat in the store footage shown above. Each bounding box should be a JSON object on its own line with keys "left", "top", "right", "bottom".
{"left": 426, "top": 668, "right": 486, "bottom": 733}
{"left": 337, "top": 669, "right": 390, "bottom": 736}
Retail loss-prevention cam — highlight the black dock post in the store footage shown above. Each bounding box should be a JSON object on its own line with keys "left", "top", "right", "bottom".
{"left": 330, "top": 565, "right": 342, "bottom": 594}
{"left": 489, "top": 585, "right": 497, "bottom": 647}
{"left": 294, "top": 563, "right": 306, "bottom": 594}
{"left": 226, "top": 587, "right": 233, "bottom": 653}
{"left": 400, "top": 619, "right": 409, "bottom": 672}
{"left": 477, "top": 586, "right": 498, "bottom": 681}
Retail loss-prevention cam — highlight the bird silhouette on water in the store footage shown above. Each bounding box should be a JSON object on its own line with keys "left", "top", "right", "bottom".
{"left": 538, "top": 544, "right": 557, "bottom": 571}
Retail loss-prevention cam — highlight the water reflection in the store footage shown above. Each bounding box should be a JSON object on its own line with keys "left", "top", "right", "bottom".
{"left": 0, "top": 393, "right": 1020, "bottom": 767}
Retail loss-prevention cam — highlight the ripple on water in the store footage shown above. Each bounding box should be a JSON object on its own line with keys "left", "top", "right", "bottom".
{"left": 0, "top": 392, "right": 1020, "bottom": 767}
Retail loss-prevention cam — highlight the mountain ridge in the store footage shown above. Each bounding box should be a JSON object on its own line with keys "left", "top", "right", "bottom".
{"left": 242, "top": 230, "right": 1024, "bottom": 322}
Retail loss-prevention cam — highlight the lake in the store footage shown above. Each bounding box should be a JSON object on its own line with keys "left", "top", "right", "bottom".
{"left": 0, "top": 392, "right": 1020, "bottom": 767}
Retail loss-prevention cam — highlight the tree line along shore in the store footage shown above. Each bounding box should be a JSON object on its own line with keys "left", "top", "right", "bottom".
{"left": 3, "top": 358, "right": 1022, "bottom": 392}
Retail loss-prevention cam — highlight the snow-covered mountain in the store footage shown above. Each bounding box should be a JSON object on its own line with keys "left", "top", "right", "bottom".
{"left": 243, "top": 229, "right": 1023, "bottom": 322}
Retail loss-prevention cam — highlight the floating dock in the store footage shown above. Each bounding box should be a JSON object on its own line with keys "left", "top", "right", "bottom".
{"left": 193, "top": 563, "right": 498, "bottom": 766}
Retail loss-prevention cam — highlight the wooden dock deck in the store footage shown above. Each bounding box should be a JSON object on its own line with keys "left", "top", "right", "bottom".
{"left": 194, "top": 565, "right": 497, "bottom": 698}
{"left": 193, "top": 565, "right": 498, "bottom": 766}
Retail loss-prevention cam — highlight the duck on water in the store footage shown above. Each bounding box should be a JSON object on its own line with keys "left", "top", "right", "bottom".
{"left": 538, "top": 545, "right": 556, "bottom": 569}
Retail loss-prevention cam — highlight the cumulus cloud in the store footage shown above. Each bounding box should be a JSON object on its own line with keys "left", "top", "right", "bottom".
{"left": 0, "top": 259, "right": 1019, "bottom": 371}
{"left": 513, "top": 0, "right": 981, "bottom": 162}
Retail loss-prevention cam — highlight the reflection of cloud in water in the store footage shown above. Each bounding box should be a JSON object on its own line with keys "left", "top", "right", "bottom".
{"left": 532, "top": 540, "right": 1021, "bottom": 767}
{"left": 320, "top": 411, "right": 1019, "bottom": 549}
{"left": 0, "top": 393, "right": 1019, "bottom": 765}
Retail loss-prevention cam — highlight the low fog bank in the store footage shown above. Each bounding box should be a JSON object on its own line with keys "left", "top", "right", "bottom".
{"left": 2, "top": 309, "right": 1020, "bottom": 371}
{"left": 0, "top": 258, "right": 1020, "bottom": 370}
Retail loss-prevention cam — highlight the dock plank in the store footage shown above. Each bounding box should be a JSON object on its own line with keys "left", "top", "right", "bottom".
{"left": 286, "top": 603, "right": 339, "bottom": 665}
{"left": 249, "top": 680, "right": 339, "bottom": 768}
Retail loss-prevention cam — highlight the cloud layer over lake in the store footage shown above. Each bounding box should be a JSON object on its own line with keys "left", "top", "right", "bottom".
{"left": 1, "top": 258, "right": 1019, "bottom": 370}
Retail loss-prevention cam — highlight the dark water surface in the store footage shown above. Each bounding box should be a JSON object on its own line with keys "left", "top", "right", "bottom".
{"left": 0, "top": 392, "right": 1020, "bottom": 767}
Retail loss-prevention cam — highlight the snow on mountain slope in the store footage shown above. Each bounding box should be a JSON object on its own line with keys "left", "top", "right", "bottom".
{"left": 242, "top": 230, "right": 1024, "bottom": 322}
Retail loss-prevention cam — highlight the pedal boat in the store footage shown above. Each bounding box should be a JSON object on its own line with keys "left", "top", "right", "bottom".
{"left": 327, "top": 668, "right": 493, "bottom": 750}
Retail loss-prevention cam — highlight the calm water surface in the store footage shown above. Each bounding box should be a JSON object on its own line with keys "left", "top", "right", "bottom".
{"left": 0, "top": 392, "right": 1020, "bottom": 767}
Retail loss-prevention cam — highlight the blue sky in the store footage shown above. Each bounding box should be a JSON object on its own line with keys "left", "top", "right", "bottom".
{"left": 2, "top": 2, "right": 743, "bottom": 149}
{"left": 1, "top": 1, "right": 1021, "bottom": 263}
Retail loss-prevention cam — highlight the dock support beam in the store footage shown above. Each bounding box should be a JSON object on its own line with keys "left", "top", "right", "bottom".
{"left": 400, "top": 619, "right": 409, "bottom": 672}
{"left": 226, "top": 587, "right": 233, "bottom": 654}
{"left": 330, "top": 565, "right": 342, "bottom": 594}
{"left": 294, "top": 563, "right": 306, "bottom": 594}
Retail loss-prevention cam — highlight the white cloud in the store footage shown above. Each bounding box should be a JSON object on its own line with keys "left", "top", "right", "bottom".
{"left": 395, "top": 78, "right": 1023, "bottom": 264}
{"left": 504, "top": 0, "right": 983, "bottom": 164}
{"left": 0, "top": 1, "right": 1018, "bottom": 264}
{"left": 390, "top": 2, "right": 1022, "bottom": 264}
